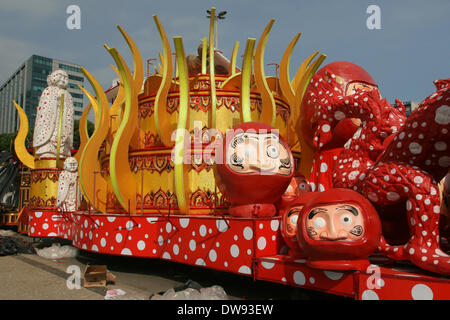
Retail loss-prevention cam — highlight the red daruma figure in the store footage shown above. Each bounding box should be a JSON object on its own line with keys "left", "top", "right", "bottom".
{"left": 280, "top": 192, "right": 317, "bottom": 257}
{"left": 297, "top": 188, "right": 382, "bottom": 270}
{"left": 279, "top": 173, "right": 312, "bottom": 209}
{"left": 215, "top": 122, "right": 295, "bottom": 217}
{"left": 301, "top": 61, "right": 378, "bottom": 191}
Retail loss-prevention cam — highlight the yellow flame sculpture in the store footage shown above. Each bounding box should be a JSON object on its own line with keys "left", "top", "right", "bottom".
{"left": 254, "top": 20, "right": 277, "bottom": 127}
{"left": 64, "top": 9, "right": 327, "bottom": 215}
{"left": 107, "top": 47, "right": 138, "bottom": 213}
{"left": 12, "top": 101, "right": 35, "bottom": 169}
{"left": 173, "top": 37, "right": 191, "bottom": 214}
{"left": 208, "top": 7, "right": 217, "bottom": 129}
{"left": 73, "top": 102, "right": 91, "bottom": 164}
{"left": 153, "top": 15, "right": 174, "bottom": 147}
{"left": 229, "top": 41, "right": 240, "bottom": 76}
{"left": 78, "top": 67, "right": 110, "bottom": 212}
{"left": 240, "top": 38, "right": 256, "bottom": 123}
{"left": 277, "top": 32, "right": 326, "bottom": 175}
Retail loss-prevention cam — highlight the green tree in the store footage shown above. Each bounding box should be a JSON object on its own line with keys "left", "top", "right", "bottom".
{"left": 0, "top": 132, "right": 17, "bottom": 152}
{"left": 73, "top": 119, "right": 95, "bottom": 149}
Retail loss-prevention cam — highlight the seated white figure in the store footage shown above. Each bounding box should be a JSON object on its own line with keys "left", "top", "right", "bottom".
{"left": 56, "top": 157, "right": 81, "bottom": 212}
{"left": 32, "top": 70, "right": 74, "bottom": 159}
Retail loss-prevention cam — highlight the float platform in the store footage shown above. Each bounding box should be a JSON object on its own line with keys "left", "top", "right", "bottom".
{"left": 22, "top": 210, "right": 450, "bottom": 300}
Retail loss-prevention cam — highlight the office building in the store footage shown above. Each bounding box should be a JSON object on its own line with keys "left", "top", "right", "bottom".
{"left": 0, "top": 55, "right": 85, "bottom": 134}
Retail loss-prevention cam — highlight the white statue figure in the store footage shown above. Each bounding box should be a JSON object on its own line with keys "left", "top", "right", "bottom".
{"left": 33, "top": 70, "right": 74, "bottom": 159}
{"left": 56, "top": 157, "right": 81, "bottom": 212}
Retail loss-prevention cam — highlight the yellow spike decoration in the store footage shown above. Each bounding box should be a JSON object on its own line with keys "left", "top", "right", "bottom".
{"left": 208, "top": 7, "right": 217, "bottom": 129}
{"left": 254, "top": 19, "right": 276, "bottom": 126}
{"left": 78, "top": 67, "right": 111, "bottom": 212}
{"left": 295, "top": 53, "right": 327, "bottom": 177}
{"left": 13, "top": 8, "right": 326, "bottom": 216}
{"left": 201, "top": 37, "right": 207, "bottom": 74}
{"left": 73, "top": 102, "right": 91, "bottom": 164}
{"left": 279, "top": 33, "right": 301, "bottom": 108}
{"left": 229, "top": 41, "right": 240, "bottom": 76}
{"left": 172, "top": 36, "right": 190, "bottom": 214}
{"left": 153, "top": 15, "right": 174, "bottom": 147}
{"left": 107, "top": 47, "right": 138, "bottom": 213}
{"left": 240, "top": 38, "right": 256, "bottom": 123}
{"left": 13, "top": 101, "right": 35, "bottom": 169}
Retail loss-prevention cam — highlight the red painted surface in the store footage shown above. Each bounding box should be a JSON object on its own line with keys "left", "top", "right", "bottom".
{"left": 28, "top": 210, "right": 62, "bottom": 237}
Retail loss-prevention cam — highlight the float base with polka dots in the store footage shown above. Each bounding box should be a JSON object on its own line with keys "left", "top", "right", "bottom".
{"left": 22, "top": 209, "right": 450, "bottom": 300}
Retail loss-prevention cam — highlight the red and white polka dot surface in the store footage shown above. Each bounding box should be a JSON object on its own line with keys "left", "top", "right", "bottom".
{"left": 257, "top": 255, "right": 450, "bottom": 300}
{"left": 26, "top": 209, "right": 450, "bottom": 300}
{"left": 28, "top": 211, "right": 62, "bottom": 237}
{"left": 257, "top": 255, "right": 356, "bottom": 297}
{"left": 67, "top": 213, "right": 284, "bottom": 276}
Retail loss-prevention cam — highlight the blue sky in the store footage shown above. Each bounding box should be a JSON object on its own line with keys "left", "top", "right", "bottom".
{"left": 1, "top": 0, "right": 449, "bottom": 118}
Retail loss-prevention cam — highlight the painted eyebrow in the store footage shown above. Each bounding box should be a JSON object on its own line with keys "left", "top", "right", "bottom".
{"left": 336, "top": 205, "right": 359, "bottom": 216}
{"left": 231, "top": 137, "right": 244, "bottom": 148}
{"left": 246, "top": 135, "right": 260, "bottom": 142}
{"left": 308, "top": 208, "right": 327, "bottom": 220}
{"left": 264, "top": 134, "right": 279, "bottom": 140}
{"left": 288, "top": 207, "right": 302, "bottom": 216}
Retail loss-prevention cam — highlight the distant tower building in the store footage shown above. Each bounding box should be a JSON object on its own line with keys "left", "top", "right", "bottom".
{"left": 396, "top": 100, "right": 419, "bottom": 117}
{"left": 0, "top": 55, "right": 85, "bottom": 134}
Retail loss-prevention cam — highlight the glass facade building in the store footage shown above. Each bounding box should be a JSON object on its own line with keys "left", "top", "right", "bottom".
{"left": 0, "top": 55, "right": 85, "bottom": 134}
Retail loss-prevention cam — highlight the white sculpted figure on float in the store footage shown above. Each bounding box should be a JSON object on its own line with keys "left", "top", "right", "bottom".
{"left": 56, "top": 157, "right": 81, "bottom": 212}
{"left": 32, "top": 70, "right": 74, "bottom": 159}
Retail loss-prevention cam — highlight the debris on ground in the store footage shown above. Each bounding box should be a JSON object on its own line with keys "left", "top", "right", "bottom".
{"left": 0, "top": 230, "right": 17, "bottom": 237}
{"left": 83, "top": 265, "right": 115, "bottom": 287}
{"left": 105, "top": 289, "right": 126, "bottom": 300}
{"left": 0, "top": 235, "right": 35, "bottom": 256}
{"left": 35, "top": 243, "right": 78, "bottom": 260}
{"left": 150, "top": 280, "right": 228, "bottom": 300}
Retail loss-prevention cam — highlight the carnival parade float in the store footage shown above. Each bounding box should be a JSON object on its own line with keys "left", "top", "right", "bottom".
{"left": 10, "top": 8, "right": 450, "bottom": 300}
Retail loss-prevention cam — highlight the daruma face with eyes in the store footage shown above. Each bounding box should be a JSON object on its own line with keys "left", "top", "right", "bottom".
{"left": 227, "top": 131, "right": 292, "bottom": 176}
{"left": 306, "top": 204, "right": 364, "bottom": 241}
{"left": 280, "top": 192, "right": 317, "bottom": 257}
{"left": 215, "top": 122, "right": 295, "bottom": 217}
{"left": 297, "top": 188, "right": 382, "bottom": 270}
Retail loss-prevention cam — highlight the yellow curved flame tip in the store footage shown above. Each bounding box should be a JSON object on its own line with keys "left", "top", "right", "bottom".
{"left": 173, "top": 36, "right": 190, "bottom": 214}
{"left": 201, "top": 37, "right": 207, "bottom": 74}
{"left": 240, "top": 38, "right": 256, "bottom": 123}
{"left": 299, "top": 53, "right": 326, "bottom": 98}
{"left": 229, "top": 41, "right": 240, "bottom": 76}
{"left": 291, "top": 50, "right": 318, "bottom": 91}
{"left": 107, "top": 47, "right": 137, "bottom": 213}
{"left": 78, "top": 85, "right": 99, "bottom": 128}
{"left": 153, "top": 14, "right": 174, "bottom": 146}
{"left": 12, "top": 101, "right": 34, "bottom": 169}
{"left": 279, "top": 33, "right": 301, "bottom": 108}
{"left": 107, "top": 64, "right": 126, "bottom": 149}
{"left": 73, "top": 103, "right": 91, "bottom": 164}
{"left": 117, "top": 25, "right": 144, "bottom": 89}
{"left": 295, "top": 53, "right": 327, "bottom": 178}
{"left": 254, "top": 19, "right": 276, "bottom": 126}
{"left": 78, "top": 66, "right": 110, "bottom": 212}
{"left": 209, "top": 7, "right": 217, "bottom": 129}
{"left": 109, "top": 64, "right": 125, "bottom": 119}
{"left": 104, "top": 44, "right": 111, "bottom": 51}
